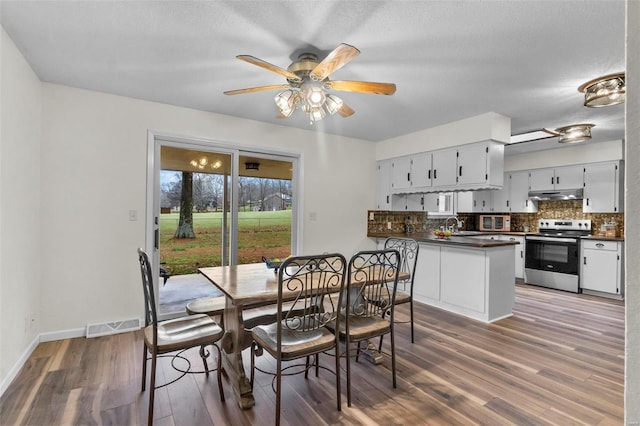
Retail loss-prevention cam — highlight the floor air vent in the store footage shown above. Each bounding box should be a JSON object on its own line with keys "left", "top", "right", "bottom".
{"left": 86, "top": 318, "right": 142, "bottom": 338}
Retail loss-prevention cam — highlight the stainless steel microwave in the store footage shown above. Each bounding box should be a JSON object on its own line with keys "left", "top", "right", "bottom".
{"left": 478, "top": 215, "right": 511, "bottom": 232}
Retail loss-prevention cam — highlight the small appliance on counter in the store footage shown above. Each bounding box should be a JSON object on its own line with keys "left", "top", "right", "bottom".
{"left": 478, "top": 214, "right": 511, "bottom": 232}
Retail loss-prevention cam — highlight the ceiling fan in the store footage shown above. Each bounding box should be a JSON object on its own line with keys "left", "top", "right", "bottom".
{"left": 224, "top": 43, "right": 396, "bottom": 123}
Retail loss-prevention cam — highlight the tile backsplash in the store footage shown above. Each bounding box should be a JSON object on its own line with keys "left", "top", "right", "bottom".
{"left": 368, "top": 199, "right": 624, "bottom": 236}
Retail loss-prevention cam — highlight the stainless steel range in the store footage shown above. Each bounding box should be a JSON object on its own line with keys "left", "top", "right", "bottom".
{"left": 524, "top": 219, "right": 591, "bottom": 293}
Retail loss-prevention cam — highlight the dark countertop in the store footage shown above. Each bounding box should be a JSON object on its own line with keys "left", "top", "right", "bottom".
{"left": 367, "top": 232, "right": 520, "bottom": 248}
{"left": 581, "top": 235, "right": 625, "bottom": 242}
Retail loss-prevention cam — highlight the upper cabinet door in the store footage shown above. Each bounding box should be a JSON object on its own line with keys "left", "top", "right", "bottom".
{"left": 411, "top": 153, "right": 432, "bottom": 188}
{"left": 554, "top": 165, "right": 584, "bottom": 190}
{"left": 528, "top": 168, "right": 555, "bottom": 191}
{"left": 509, "top": 170, "right": 538, "bottom": 213}
{"left": 391, "top": 157, "right": 412, "bottom": 192}
{"left": 376, "top": 160, "right": 392, "bottom": 210}
{"left": 583, "top": 162, "right": 622, "bottom": 213}
{"left": 432, "top": 148, "right": 458, "bottom": 187}
{"left": 456, "top": 143, "right": 488, "bottom": 185}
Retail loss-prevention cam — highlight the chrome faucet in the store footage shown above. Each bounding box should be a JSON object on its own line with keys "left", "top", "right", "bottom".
{"left": 445, "top": 216, "right": 464, "bottom": 233}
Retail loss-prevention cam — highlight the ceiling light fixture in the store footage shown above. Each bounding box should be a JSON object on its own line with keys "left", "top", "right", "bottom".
{"left": 274, "top": 82, "right": 344, "bottom": 124}
{"left": 189, "top": 156, "right": 222, "bottom": 170}
{"left": 578, "top": 72, "right": 625, "bottom": 107}
{"left": 555, "top": 124, "right": 595, "bottom": 144}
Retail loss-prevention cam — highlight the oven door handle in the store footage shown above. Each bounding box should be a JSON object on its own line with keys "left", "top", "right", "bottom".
{"left": 525, "top": 236, "right": 578, "bottom": 243}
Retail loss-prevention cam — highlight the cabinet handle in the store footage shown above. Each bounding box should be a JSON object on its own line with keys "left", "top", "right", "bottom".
{"left": 434, "top": 169, "right": 437, "bottom": 179}
{"left": 557, "top": 176, "right": 560, "bottom": 185}
{"left": 386, "top": 195, "right": 389, "bottom": 204}
{"left": 596, "top": 243, "right": 605, "bottom": 248}
{"left": 407, "top": 172, "right": 411, "bottom": 182}
{"left": 586, "top": 198, "right": 590, "bottom": 206}
{"left": 473, "top": 200, "right": 476, "bottom": 207}
{"left": 584, "top": 256, "right": 587, "bottom": 265}
{"left": 420, "top": 197, "right": 424, "bottom": 206}
{"left": 551, "top": 177, "right": 554, "bottom": 185}
{"left": 459, "top": 166, "right": 463, "bottom": 176}
{"left": 520, "top": 251, "right": 523, "bottom": 258}
{"left": 525, "top": 200, "right": 528, "bottom": 207}
{"left": 482, "top": 200, "right": 485, "bottom": 207}
{"left": 428, "top": 169, "right": 431, "bottom": 179}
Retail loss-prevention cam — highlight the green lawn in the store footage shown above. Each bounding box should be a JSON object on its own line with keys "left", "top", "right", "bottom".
{"left": 159, "top": 210, "right": 291, "bottom": 275}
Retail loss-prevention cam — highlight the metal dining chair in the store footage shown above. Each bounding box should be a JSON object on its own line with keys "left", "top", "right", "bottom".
{"left": 380, "top": 237, "right": 419, "bottom": 345}
{"left": 330, "top": 249, "right": 400, "bottom": 407}
{"left": 137, "top": 249, "right": 225, "bottom": 426}
{"left": 249, "top": 253, "right": 347, "bottom": 426}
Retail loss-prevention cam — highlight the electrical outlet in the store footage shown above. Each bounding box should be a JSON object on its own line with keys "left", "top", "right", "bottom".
{"left": 387, "top": 222, "right": 392, "bottom": 229}
{"left": 369, "top": 212, "right": 375, "bottom": 221}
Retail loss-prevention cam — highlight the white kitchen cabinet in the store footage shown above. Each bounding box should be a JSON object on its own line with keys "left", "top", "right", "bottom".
{"left": 491, "top": 174, "right": 510, "bottom": 212}
{"left": 580, "top": 239, "right": 623, "bottom": 297}
{"left": 502, "top": 235, "right": 525, "bottom": 279}
{"left": 376, "top": 160, "right": 392, "bottom": 210}
{"left": 390, "top": 156, "right": 412, "bottom": 192}
{"left": 529, "top": 165, "right": 583, "bottom": 191}
{"left": 431, "top": 148, "right": 458, "bottom": 188}
{"left": 509, "top": 170, "right": 538, "bottom": 213}
{"left": 583, "top": 161, "right": 624, "bottom": 213}
{"left": 414, "top": 243, "right": 441, "bottom": 300}
{"left": 391, "top": 153, "right": 432, "bottom": 193}
{"left": 456, "top": 190, "right": 493, "bottom": 213}
{"left": 456, "top": 141, "right": 504, "bottom": 188}
{"left": 406, "top": 193, "right": 427, "bottom": 211}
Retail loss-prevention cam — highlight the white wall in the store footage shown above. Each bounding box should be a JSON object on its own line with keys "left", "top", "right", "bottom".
{"left": 625, "top": 0, "right": 639, "bottom": 422}
{"left": 38, "top": 84, "right": 377, "bottom": 334}
{"left": 375, "top": 112, "right": 511, "bottom": 160}
{"left": 504, "top": 139, "right": 624, "bottom": 171}
{"left": 0, "top": 28, "right": 42, "bottom": 389}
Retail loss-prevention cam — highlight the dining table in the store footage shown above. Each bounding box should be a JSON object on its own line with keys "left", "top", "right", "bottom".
{"left": 198, "top": 261, "right": 408, "bottom": 409}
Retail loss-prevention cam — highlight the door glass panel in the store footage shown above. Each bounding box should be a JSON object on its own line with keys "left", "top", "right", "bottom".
{"left": 156, "top": 145, "right": 296, "bottom": 316}
{"left": 237, "top": 155, "right": 293, "bottom": 264}
{"left": 483, "top": 216, "right": 493, "bottom": 229}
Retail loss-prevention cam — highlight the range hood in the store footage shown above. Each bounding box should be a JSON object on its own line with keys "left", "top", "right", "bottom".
{"left": 528, "top": 188, "right": 584, "bottom": 201}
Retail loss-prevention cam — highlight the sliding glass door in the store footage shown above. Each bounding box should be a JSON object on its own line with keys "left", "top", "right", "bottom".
{"left": 147, "top": 134, "right": 297, "bottom": 316}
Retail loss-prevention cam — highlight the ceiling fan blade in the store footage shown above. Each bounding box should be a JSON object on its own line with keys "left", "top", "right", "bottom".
{"left": 338, "top": 103, "right": 355, "bottom": 117}
{"left": 224, "top": 84, "right": 291, "bottom": 96}
{"left": 310, "top": 44, "right": 360, "bottom": 81}
{"left": 236, "top": 55, "right": 302, "bottom": 82}
{"left": 324, "top": 80, "right": 396, "bottom": 95}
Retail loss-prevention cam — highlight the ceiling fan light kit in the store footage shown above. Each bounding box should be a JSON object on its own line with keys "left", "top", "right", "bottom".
{"left": 225, "top": 43, "right": 396, "bottom": 123}
{"left": 578, "top": 72, "right": 625, "bottom": 107}
{"left": 555, "top": 123, "right": 595, "bottom": 144}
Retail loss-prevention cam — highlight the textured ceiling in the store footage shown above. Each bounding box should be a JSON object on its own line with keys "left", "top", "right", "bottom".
{"left": 0, "top": 1, "right": 626, "bottom": 153}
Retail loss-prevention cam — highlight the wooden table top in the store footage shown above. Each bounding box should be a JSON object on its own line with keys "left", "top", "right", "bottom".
{"left": 199, "top": 263, "right": 281, "bottom": 305}
{"left": 199, "top": 263, "right": 408, "bottom": 306}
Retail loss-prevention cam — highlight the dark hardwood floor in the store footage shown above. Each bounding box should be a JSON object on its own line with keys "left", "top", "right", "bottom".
{"left": 0, "top": 283, "right": 624, "bottom": 425}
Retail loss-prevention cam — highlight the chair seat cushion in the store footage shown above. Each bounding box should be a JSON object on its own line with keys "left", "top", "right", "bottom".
{"left": 252, "top": 319, "right": 336, "bottom": 361}
{"left": 144, "top": 314, "right": 223, "bottom": 353}
{"left": 328, "top": 315, "right": 390, "bottom": 342}
{"left": 186, "top": 296, "right": 226, "bottom": 316}
{"left": 393, "top": 291, "right": 411, "bottom": 305}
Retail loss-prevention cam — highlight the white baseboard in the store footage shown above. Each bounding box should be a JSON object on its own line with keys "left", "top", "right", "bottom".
{"left": 0, "top": 334, "right": 39, "bottom": 397}
{"left": 39, "top": 327, "right": 86, "bottom": 342}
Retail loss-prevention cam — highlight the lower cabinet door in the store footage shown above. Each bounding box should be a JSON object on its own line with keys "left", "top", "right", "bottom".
{"left": 581, "top": 248, "right": 619, "bottom": 294}
{"left": 414, "top": 244, "right": 441, "bottom": 300}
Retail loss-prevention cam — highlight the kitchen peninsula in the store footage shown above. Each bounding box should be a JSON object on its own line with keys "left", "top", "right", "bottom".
{"left": 370, "top": 232, "right": 519, "bottom": 323}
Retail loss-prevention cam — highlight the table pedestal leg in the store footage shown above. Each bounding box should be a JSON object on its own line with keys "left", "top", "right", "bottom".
{"left": 220, "top": 299, "right": 255, "bottom": 409}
